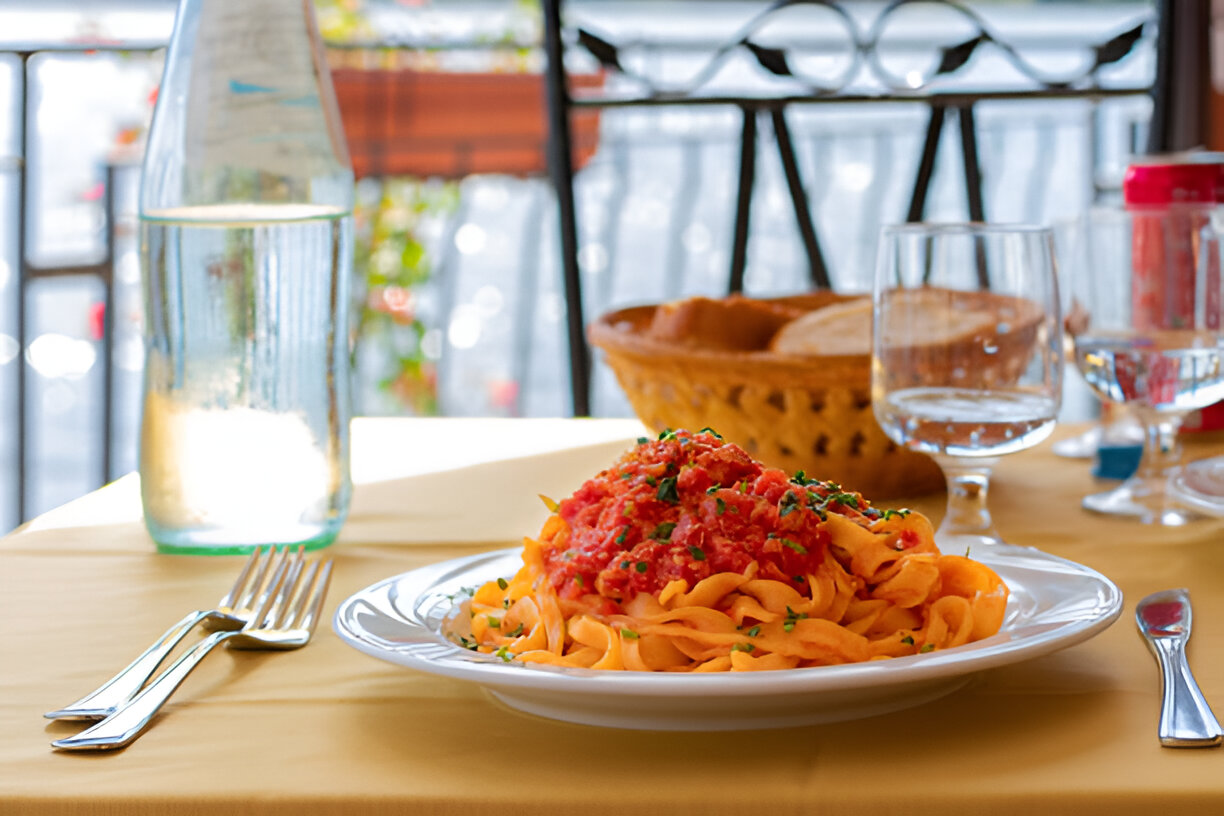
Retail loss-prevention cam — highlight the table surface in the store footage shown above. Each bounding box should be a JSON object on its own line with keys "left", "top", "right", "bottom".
{"left": 3, "top": 417, "right": 1224, "bottom": 816}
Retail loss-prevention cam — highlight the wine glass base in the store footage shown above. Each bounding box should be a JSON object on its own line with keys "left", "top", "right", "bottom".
{"left": 934, "top": 530, "right": 1005, "bottom": 557}
{"left": 1082, "top": 481, "right": 1201, "bottom": 526}
{"left": 1052, "top": 426, "right": 1100, "bottom": 459}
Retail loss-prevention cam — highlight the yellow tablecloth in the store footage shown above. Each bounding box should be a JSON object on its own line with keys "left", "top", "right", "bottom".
{"left": 3, "top": 418, "right": 1224, "bottom": 815}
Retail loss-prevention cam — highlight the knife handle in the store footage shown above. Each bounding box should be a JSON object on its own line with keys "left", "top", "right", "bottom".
{"left": 1152, "top": 637, "right": 1224, "bottom": 747}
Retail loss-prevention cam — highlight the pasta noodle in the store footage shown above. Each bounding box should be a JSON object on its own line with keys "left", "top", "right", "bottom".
{"left": 460, "top": 429, "right": 1008, "bottom": 671}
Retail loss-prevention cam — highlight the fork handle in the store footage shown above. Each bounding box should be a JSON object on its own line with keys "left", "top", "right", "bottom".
{"left": 51, "top": 630, "right": 239, "bottom": 751}
{"left": 44, "top": 610, "right": 211, "bottom": 721}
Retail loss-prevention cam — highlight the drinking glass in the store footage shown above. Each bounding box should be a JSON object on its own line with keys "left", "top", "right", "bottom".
{"left": 872, "top": 223, "right": 1063, "bottom": 550}
{"left": 1066, "top": 206, "right": 1224, "bottom": 525}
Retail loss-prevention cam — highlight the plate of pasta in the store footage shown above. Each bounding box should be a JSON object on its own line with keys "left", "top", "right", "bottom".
{"left": 334, "top": 429, "right": 1122, "bottom": 730}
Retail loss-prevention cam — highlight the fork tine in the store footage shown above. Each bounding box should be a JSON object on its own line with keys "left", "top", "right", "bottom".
{"left": 236, "top": 545, "right": 281, "bottom": 612}
{"left": 247, "top": 547, "right": 294, "bottom": 630}
{"left": 263, "top": 546, "right": 306, "bottom": 627}
{"left": 297, "top": 559, "right": 334, "bottom": 635}
{"left": 215, "top": 546, "right": 263, "bottom": 609}
{"left": 276, "top": 559, "right": 319, "bottom": 629}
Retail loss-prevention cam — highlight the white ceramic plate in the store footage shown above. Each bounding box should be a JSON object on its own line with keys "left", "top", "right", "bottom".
{"left": 333, "top": 545, "right": 1122, "bottom": 731}
{"left": 1170, "top": 456, "right": 1224, "bottom": 517}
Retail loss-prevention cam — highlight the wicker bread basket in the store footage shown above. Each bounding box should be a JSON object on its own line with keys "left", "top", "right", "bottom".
{"left": 589, "top": 292, "right": 947, "bottom": 499}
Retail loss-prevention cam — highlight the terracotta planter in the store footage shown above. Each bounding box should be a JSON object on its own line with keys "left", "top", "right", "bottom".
{"left": 330, "top": 68, "right": 603, "bottom": 180}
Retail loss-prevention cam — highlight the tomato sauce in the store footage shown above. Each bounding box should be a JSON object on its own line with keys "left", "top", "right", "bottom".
{"left": 542, "top": 429, "right": 881, "bottom": 603}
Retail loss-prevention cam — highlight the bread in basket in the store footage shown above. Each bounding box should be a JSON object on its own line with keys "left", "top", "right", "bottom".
{"left": 590, "top": 289, "right": 1044, "bottom": 499}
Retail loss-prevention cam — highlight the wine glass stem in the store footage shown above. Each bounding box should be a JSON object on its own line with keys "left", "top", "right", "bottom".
{"left": 933, "top": 456, "right": 1000, "bottom": 540}
{"left": 1133, "top": 408, "right": 1185, "bottom": 485}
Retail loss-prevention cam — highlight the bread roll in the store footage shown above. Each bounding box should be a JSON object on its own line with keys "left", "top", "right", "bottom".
{"left": 768, "top": 289, "right": 1009, "bottom": 356}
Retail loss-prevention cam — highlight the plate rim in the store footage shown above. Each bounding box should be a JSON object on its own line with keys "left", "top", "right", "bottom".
{"left": 332, "top": 543, "right": 1124, "bottom": 698}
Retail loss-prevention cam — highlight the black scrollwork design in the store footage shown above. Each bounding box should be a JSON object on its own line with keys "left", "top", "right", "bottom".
{"left": 575, "top": 0, "right": 1151, "bottom": 98}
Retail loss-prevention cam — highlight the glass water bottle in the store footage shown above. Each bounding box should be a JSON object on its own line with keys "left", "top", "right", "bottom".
{"left": 139, "top": 0, "right": 354, "bottom": 554}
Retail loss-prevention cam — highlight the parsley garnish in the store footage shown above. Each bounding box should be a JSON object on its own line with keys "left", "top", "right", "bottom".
{"left": 920, "top": 643, "right": 935, "bottom": 654}
{"left": 650, "top": 521, "right": 677, "bottom": 541}
{"left": 778, "top": 491, "right": 801, "bottom": 517}
{"left": 699, "top": 427, "right": 723, "bottom": 439}
{"left": 615, "top": 526, "right": 629, "bottom": 545}
{"left": 635, "top": 561, "right": 649, "bottom": 574}
{"left": 646, "top": 476, "right": 658, "bottom": 487}
{"left": 783, "top": 607, "right": 808, "bottom": 632}
{"left": 636, "top": 437, "right": 650, "bottom": 445}
{"left": 620, "top": 628, "right": 640, "bottom": 640}
{"left": 747, "top": 625, "right": 761, "bottom": 637}
{"left": 782, "top": 538, "right": 807, "bottom": 555}
{"left": 494, "top": 646, "right": 513, "bottom": 662}
{"left": 688, "top": 545, "right": 706, "bottom": 561}
{"left": 574, "top": 575, "right": 584, "bottom": 588}
{"left": 487, "top": 616, "right": 501, "bottom": 629}
{"left": 731, "top": 643, "right": 755, "bottom": 653}
{"left": 715, "top": 497, "right": 726, "bottom": 515}
{"left": 656, "top": 476, "right": 679, "bottom": 503}
{"left": 880, "top": 508, "right": 911, "bottom": 520}
{"left": 497, "top": 577, "right": 509, "bottom": 590}
{"left": 658, "top": 429, "right": 678, "bottom": 441}
{"left": 507, "top": 623, "right": 524, "bottom": 637}
{"left": 900, "top": 635, "right": 915, "bottom": 645}
{"left": 706, "top": 484, "right": 721, "bottom": 495}
{"left": 619, "top": 560, "right": 631, "bottom": 570}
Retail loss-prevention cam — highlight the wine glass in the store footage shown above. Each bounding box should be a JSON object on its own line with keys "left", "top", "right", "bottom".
{"left": 872, "top": 223, "right": 1063, "bottom": 550}
{"left": 1066, "top": 205, "right": 1224, "bottom": 525}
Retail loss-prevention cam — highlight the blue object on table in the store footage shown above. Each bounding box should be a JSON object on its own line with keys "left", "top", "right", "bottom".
{"left": 1093, "top": 443, "right": 1143, "bottom": 480}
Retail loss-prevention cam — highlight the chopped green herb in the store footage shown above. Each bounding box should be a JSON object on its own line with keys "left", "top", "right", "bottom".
{"left": 706, "top": 484, "right": 722, "bottom": 495}
{"left": 622, "top": 501, "right": 635, "bottom": 516}
{"left": 881, "top": 508, "right": 911, "bottom": 520}
{"left": 538, "top": 494, "right": 560, "bottom": 512}
{"left": 731, "top": 643, "right": 755, "bottom": 653}
{"left": 487, "top": 616, "right": 501, "bottom": 629}
{"left": 793, "top": 575, "right": 805, "bottom": 583}
{"left": 715, "top": 497, "right": 726, "bottom": 515}
{"left": 620, "top": 628, "right": 640, "bottom": 640}
{"left": 658, "top": 429, "right": 677, "bottom": 441}
{"left": 574, "top": 575, "right": 584, "bottom": 588}
{"left": 497, "top": 577, "right": 509, "bottom": 590}
{"left": 620, "top": 471, "right": 634, "bottom": 480}
{"left": 688, "top": 546, "right": 707, "bottom": 561}
{"left": 738, "top": 481, "right": 748, "bottom": 494}
{"left": 494, "top": 646, "right": 513, "bottom": 662}
{"left": 778, "top": 491, "right": 801, "bottom": 517}
{"left": 615, "top": 527, "right": 629, "bottom": 545}
{"left": 636, "top": 437, "right": 650, "bottom": 445}
{"left": 747, "top": 626, "right": 761, "bottom": 637}
{"left": 783, "top": 607, "right": 809, "bottom": 632}
{"left": 782, "top": 538, "right": 808, "bottom": 555}
{"left": 650, "top": 521, "right": 677, "bottom": 541}
{"left": 619, "top": 560, "right": 631, "bottom": 570}
{"left": 699, "top": 427, "right": 723, "bottom": 439}
{"left": 458, "top": 635, "right": 479, "bottom": 651}
{"left": 635, "top": 561, "right": 649, "bottom": 574}
{"left": 646, "top": 476, "right": 658, "bottom": 487}
{"left": 656, "top": 476, "right": 680, "bottom": 503}
{"left": 502, "top": 599, "right": 510, "bottom": 609}
{"left": 507, "top": 623, "right": 525, "bottom": 637}
{"left": 900, "top": 635, "right": 915, "bottom": 646}
{"left": 919, "top": 643, "right": 935, "bottom": 654}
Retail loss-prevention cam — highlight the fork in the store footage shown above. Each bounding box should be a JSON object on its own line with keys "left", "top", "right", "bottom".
{"left": 52, "top": 553, "right": 333, "bottom": 751}
{"left": 45, "top": 545, "right": 302, "bottom": 721}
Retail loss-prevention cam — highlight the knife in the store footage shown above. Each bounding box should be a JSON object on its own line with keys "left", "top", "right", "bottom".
{"left": 1135, "top": 588, "right": 1223, "bottom": 748}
